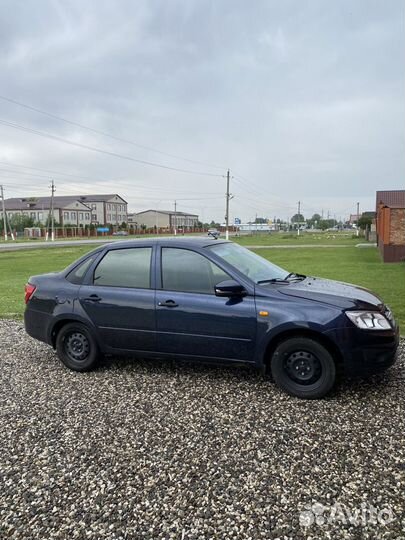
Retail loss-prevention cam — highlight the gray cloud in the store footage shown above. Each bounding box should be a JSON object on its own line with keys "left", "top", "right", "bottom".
{"left": 0, "top": 0, "right": 403, "bottom": 221}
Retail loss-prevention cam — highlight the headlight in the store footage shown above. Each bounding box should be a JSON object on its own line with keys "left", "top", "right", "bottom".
{"left": 346, "top": 311, "right": 391, "bottom": 330}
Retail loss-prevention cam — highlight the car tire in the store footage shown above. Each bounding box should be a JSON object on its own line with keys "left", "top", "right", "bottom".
{"left": 270, "top": 337, "right": 336, "bottom": 399}
{"left": 56, "top": 322, "right": 99, "bottom": 372}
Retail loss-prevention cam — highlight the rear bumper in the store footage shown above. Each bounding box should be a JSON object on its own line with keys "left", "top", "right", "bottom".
{"left": 325, "top": 325, "right": 400, "bottom": 376}
{"left": 24, "top": 308, "right": 52, "bottom": 345}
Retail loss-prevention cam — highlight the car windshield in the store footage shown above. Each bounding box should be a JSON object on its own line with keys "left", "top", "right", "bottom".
{"left": 207, "top": 242, "right": 289, "bottom": 283}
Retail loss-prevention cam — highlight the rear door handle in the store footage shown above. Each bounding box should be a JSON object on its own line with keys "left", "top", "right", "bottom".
{"left": 158, "top": 300, "right": 178, "bottom": 308}
{"left": 83, "top": 294, "right": 102, "bottom": 302}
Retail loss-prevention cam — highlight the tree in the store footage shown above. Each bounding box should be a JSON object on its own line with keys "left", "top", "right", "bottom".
{"left": 357, "top": 215, "right": 372, "bottom": 230}
{"left": 8, "top": 214, "right": 35, "bottom": 232}
{"left": 254, "top": 217, "right": 267, "bottom": 224}
{"left": 44, "top": 217, "right": 61, "bottom": 229}
{"left": 305, "top": 213, "right": 322, "bottom": 229}
{"left": 319, "top": 219, "right": 337, "bottom": 230}
{"left": 291, "top": 213, "right": 305, "bottom": 223}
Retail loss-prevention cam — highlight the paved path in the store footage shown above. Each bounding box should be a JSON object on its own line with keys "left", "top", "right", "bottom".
{"left": 0, "top": 239, "right": 376, "bottom": 252}
{"left": 0, "top": 238, "right": 112, "bottom": 252}
{"left": 246, "top": 244, "right": 353, "bottom": 249}
{"left": 249, "top": 243, "right": 377, "bottom": 249}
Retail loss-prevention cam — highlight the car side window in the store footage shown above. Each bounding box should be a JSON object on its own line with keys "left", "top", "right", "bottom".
{"left": 161, "top": 248, "right": 230, "bottom": 294}
{"left": 93, "top": 247, "right": 152, "bottom": 288}
{"left": 66, "top": 255, "right": 96, "bottom": 285}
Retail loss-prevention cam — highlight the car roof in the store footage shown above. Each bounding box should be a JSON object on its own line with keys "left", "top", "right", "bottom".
{"left": 102, "top": 236, "right": 230, "bottom": 249}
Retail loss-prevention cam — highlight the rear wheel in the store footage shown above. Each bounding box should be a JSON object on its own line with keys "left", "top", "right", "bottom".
{"left": 56, "top": 322, "right": 99, "bottom": 371}
{"left": 270, "top": 337, "right": 336, "bottom": 399}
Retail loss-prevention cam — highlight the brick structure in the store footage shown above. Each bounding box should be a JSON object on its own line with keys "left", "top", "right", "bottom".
{"left": 376, "top": 190, "right": 405, "bottom": 263}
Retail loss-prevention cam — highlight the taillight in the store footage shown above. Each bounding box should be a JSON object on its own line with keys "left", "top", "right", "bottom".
{"left": 24, "top": 283, "right": 36, "bottom": 304}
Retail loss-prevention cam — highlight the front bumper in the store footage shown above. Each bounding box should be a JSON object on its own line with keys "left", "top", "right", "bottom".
{"left": 325, "top": 324, "right": 400, "bottom": 376}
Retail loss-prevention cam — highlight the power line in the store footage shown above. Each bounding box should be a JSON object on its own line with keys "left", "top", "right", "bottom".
{"left": 0, "top": 94, "right": 225, "bottom": 171}
{"left": 0, "top": 179, "right": 221, "bottom": 204}
{"left": 233, "top": 172, "right": 323, "bottom": 214}
{"left": 0, "top": 159, "right": 122, "bottom": 183}
{"left": 232, "top": 176, "right": 297, "bottom": 210}
{"left": 0, "top": 118, "right": 222, "bottom": 178}
{"left": 0, "top": 169, "right": 222, "bottom": 198}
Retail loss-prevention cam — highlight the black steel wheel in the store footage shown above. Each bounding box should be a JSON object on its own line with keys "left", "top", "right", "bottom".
{"left": 270, "top": 337, "right": 336, "bottom": 399}
{"left": 56, "top": 322, "right": 99, "bottom": 372}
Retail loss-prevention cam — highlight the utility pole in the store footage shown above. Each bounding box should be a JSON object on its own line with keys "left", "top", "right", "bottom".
{"left": 225, "top": 169, "right": 233, "bottom": 240}
{"left": 297, "top": 201, "right": 301, "bottom": 236}
{"left": 173, "top": 200, "right": 177, "bottom": 236}
{"left": 50, "top": 180, "right": 55, "bottom": 241}
{"left": 1, "top": 185, "right": 8, "bottom": 241}
{"left": 356, "top": 201, "right": 360, "bottom": 237}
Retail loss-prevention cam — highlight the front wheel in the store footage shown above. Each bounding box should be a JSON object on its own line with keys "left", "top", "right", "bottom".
{"left": 56, "top": 322, "right": 99, "bottom": 372}
{"left": 270, "top": 337, "right": 336, "bottom": 399}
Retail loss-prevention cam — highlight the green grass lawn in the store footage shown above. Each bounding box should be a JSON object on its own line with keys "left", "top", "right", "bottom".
{"left": 1, "top": 230, "right": 361, "bottom": 245}
{"left": 0, "top": 243, "right": 403, "bottom": 332}
{"left": 0, "top": 246, "right": 96, "bottom": 318}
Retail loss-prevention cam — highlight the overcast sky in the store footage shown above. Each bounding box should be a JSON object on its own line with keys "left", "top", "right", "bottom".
{"left": 0, "top": 0, "right": 404, "bottom": 222}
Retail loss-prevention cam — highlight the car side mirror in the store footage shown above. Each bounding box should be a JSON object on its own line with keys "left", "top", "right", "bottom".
{"left": 215, "top": 280, "right": 247, "bottom": 298}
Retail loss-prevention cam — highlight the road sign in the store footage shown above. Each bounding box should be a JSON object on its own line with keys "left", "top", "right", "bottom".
{"left": 234, "top": 217, "right": 241, "bottom": 224}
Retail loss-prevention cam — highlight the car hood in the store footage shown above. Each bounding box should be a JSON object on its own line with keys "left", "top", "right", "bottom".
{"left": 273, "top": 277, "right": 384, "bottom": 310}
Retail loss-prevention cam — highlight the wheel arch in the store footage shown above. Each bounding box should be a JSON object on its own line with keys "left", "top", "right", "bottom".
{"left": 49, "top": 316, "right": 97, "bottom": 349}
{"left": 262, "top": 327, "right": 344, "bottom": 373}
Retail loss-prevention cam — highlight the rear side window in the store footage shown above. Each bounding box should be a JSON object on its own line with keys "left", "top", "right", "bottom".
{"left": 93, "top": 248, "right": 152, "bottom": 289}
{"left": 161, "top": 248, "right": 230, "bottom": 294}
{"left": 66, "top": 256, "right": 96, "bottom": 285}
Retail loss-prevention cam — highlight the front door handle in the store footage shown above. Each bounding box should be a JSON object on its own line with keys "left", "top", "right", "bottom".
{"left": 158, "top": 300, "right": 178, "bottom": 308}
{"left": 83, "top": 294, "right": 102, "bottom": 303}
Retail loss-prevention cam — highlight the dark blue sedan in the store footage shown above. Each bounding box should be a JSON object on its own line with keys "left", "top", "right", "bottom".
{"left": 24, "top": 238, "right": 399, "bottom": 398}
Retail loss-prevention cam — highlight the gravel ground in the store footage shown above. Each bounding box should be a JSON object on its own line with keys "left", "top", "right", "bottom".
{"left": 1, "top": 319, "right": 404, "bottom": 540}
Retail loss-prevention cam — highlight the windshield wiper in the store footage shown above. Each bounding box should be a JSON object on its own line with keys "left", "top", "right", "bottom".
{"left": 257, "top": 278, "right": 289, "bottom": 284}
{"left": 257, "top": 273, "right": 306, "bottom": 285}
{"left": 285, "top": 272, "right": 306, "bottom": 281}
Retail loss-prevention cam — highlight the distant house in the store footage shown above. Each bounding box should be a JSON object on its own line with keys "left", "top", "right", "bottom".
{"left": 376, "top": 190, "right": 405, "bottom": 263}
{"left": 361, "top": 211, "right": 377, "bottom": 220}
{"left": 2, "top": 193, "right": 127, "bottom": 227}
{"left": 349, "top": 213, "right": 360, "bottom": 225}
{"left": 74, "top": 194, "right": 127, "bottom": 225}
{"left": 135, "top": 210, "right": 199, "bottom": 230}
{"left": 2, "top": 196, "right": 92, "bottom": 227}
{"left": 127, "top": 213, "right": 137, "bottom": 226}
